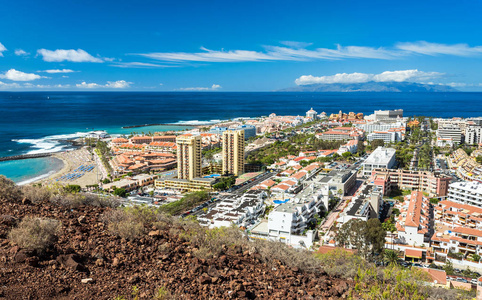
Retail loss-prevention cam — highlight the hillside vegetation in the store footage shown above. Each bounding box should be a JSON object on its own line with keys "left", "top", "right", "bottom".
{"left": 0, "top": 175, "right": 472, "bottom": 299}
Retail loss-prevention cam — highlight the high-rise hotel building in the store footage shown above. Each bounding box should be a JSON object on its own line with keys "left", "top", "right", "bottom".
{"left": 176, "top": 134, "right": 202, "bottom": 180}
{"left": 222, "top": 130, "right": 245, "bottom": 176}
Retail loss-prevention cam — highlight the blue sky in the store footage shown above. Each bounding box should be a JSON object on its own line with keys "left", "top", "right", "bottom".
{"left": 1, "top": 0, "right": 482, "bottom": 91}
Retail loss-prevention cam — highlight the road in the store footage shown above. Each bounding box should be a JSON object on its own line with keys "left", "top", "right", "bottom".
{"left": 233, "top": 172, "right": 276, "bottom": 195}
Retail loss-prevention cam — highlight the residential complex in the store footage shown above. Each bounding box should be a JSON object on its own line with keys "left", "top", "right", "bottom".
{"left": 367, "top": 129, "right": 404, "bottom": 143}
{"left": 437, "top": 123, "right": 463, "bottom": 145}
{"left": 155, "top": 177, "right": 216, "bottom": 193}
{"left": 197, "top": 190, "right": 266, "bottom": 228}
{"left": 361, "top": 147, "right": 397, "bottom": 176}
{"left": 315, "top": 126, "right": 364, "bottom": 141}
{"left": 176, "top": 134, "right": 202, "bottom": 180}
{"left": 447, "top": 181, "right": 482, "bottom": 208}
{"left": 395, "top": 191, "right": 432, "bottom": 247}
{"left": 222, "top": 129, "right": 245, "bottom": 176}
{"left": 336, "top": 184, "right": 382, "bottom": 225}
{"left": 465, "top": 125, "right": 482, "bottom": 145}
{"left": 449, "top": 148, "right": 482, "bottom": 182}
{"left": 371, "top": 168, "right": 451, "bottom": 197}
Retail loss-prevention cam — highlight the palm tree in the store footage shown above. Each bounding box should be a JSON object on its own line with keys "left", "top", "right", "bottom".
{"left": 384, "top": 249, "right": 399, "bottom": 266}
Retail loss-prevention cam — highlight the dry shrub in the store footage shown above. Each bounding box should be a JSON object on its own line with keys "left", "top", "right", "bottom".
{"left": 252, "top": 239, "right": 321, "bottom": 272}
{"left": 50, "top": 192, "right": 119, "bottom": 208}
{"left": 168, "top": 219, "right": 320, "bottom": 272}
{"left": 8, "top": 216, "right": 61, "bottom": 254}
{"left": 0, "top": 176, "right": 22, "bottom": 202}
{"left": 123, "top": 205, "right": 162, "bottom": 224}
{"left": 427, "top": 286, "right": 474, "bottom": 300}
{"left": 102, "top": 210, "right": 144, "bottom": 240}
{"left": 21, "top": 185, "right": 52, "bottom": 203}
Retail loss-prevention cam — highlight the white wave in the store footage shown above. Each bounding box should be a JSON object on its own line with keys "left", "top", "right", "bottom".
{"left": 17, "top": 170, "right": 56, "bottom": 186}
{"left": 172, "top": 119, "right": 226, "bottom": 125}
{"left": 12, "top": 131, "right": 91, "bottom": 155}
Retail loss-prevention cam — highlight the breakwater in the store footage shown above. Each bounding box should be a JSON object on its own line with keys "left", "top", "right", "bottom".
{"left": 0, "top": 153, "right": 52, "bottom": 162}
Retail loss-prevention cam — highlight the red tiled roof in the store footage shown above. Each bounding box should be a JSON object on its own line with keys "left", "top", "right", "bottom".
{"left": 417, "top": 268, "right": 447, "bottom": 285}
{"left": 405, "top": 249, "right": 423, "bottom": 258}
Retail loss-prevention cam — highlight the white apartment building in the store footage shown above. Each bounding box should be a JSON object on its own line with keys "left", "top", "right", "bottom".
{"left": 356, "top": 121, "right": 406, "bottom": 134}
{"left": 365, "top": 109, "right": 403, "bottom": 122}
{"left": 249, "top": 183, "right": 330, "bottom": 248}
{"left": 198, "top": 190, "right": 266, "bottom": 228}
{"left": 367, "top": 130, "right": 402, "bottom": 144}
{"left": 437, "top": 124, "right": 463, "bottom": 145}
{"left": 465, "top": 125, "right": 482, "bottom": 145}
{"left": 447, "top": 181, "right": 482, "bottom": 208}
{"left": 361, "top": 147, "right": 397, "bottom": 176}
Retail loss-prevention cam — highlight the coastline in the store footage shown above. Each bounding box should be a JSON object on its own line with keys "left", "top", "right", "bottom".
{"left": 23, "top": 148, "right": 100, "bottom": 187}
{"left": 16, "top": 156, "right": 66, "bottom": 186}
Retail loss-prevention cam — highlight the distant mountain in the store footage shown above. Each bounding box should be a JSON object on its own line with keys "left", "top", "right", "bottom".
{"left": 279, "top": 81, "right": 459, "bottom": 92}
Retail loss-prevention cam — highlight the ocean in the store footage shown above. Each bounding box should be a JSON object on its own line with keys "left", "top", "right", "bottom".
{"left": 1, "top": 91, "right": 482, "bottom": 183}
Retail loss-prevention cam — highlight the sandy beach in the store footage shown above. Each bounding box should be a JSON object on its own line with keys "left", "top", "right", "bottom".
{"left": 36, "top": 147, "right": 102, "bottom": 187}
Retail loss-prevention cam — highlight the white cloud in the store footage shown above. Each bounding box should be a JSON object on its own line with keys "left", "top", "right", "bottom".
{"left": 159, "top": 83, "right": 163, "bottom": 86}
{"left": 178, "top": 84, "right": 222, "bottom": 91}
{"left": 14, "top": 49, "right": 29, "bottom": 56}
{"left": 0, "top": 69, "right": 43, "bottom": 81}
{"left": 136, "top": 43, "right": 402, "bottom": 63}
{"left": 111, "top": 62, "right": 177, "bottom": 68}
{"left": 40, "top": 69, "right": 76, "bottom": 73}
{"left": 23, "top": 83, "right": 71, "bottom": 89}
{"left": 76, "top": 80, "right": 132, "bottom": 89}
{"left": 295, "top": 69, "right": 444, "bottom": 85}
{"left": 279, "top": 41, "right": 313, "bottom": 48}
{"left": 76, "top": 82, "right": 100, "bottom": 89}
{"left": 0, "top": 42, "right": 6, "bottom": 57}
{"left": 0, "top": 81, "right": 20, "bottom": 89}
{"left": 37, "top": 48, "right": 103, "bottom": 62}
{"left": 134, "top": 40, "right": 482, "bottom": 65}
{"left": 396, "top": 41, "right": 482, "bottom": 56}
{"left": 105, "top": 80, "right": 131, "bottom": 88}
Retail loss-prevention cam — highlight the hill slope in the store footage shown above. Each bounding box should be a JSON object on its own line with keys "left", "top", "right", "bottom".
{"left": 0, "top": 197, "right": 352, "bottom": 299}
{"left": 280, "top": 81, "right": 458, "bottom": 92}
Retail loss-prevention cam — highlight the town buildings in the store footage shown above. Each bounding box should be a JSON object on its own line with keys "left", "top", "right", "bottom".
{"left": 197, "top": 190, "right": 266, "bottom": 228}
{"left": 315, "top": 126, "right": 364, "bottom": 141}
{"left": 447, "top": 181, "right": 482, "bottom": 208}
{"left": 371, "top": 168, "right": 451, "bottom": 197}
{"left": 306, "top": 108, "right": 318, "bottom": 120}
{"left": 449, "top": 148, "right": 482, "bottom": 181}
{"left": 364, "top": 109, "right": 403, "bottom": 122}
{"left": 155, "top": 177, "right": 216, "bottom": 193}
{"left": 367, "top": 129, "right": 404, "bottom": 144}
{"left": 361, "top": 147, "right": 397, "bottom": 176}
{"left": 222, "top": 130, "right": 245, "bottom": 176}
{"left": 437, "top": 123, "right": 463, "bottom": 145}
{"left": 465, "top": 125, "right": 482, "bottom": 145}
{"left": 395, "top": 191, "right": 432, "bottom": 247}
{"left": 176, "top": 134, "right": 202, "bottom": 180}
{"left": 336, "top": 184, "right": 382, "bottom": 225}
